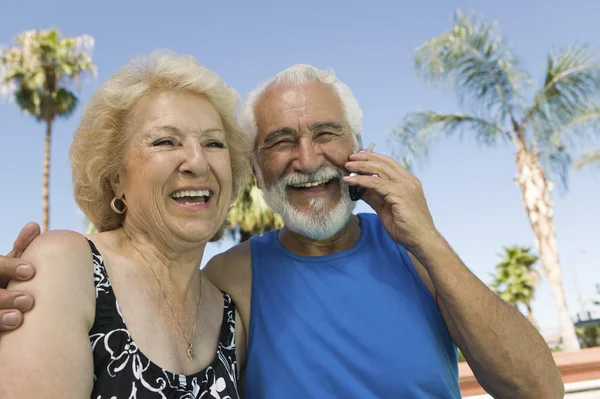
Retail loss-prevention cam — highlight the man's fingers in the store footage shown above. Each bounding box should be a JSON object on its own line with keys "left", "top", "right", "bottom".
{"left": 8, "top": 222, "right": 41, "bottom": 258}
{"left": 0, "top": 289, "right": 34, "bottom": 311}
{"left": 1, "top": 223, "right": 39, "bottom": 288}
{"left": 361, "top": 189, "right": 386, "bottom": 213}
{"left": 345, "top": 160, "right": 395, "bottom": 180}
{"left": 0, "top": 257, "right": 35, "bottom": 289}
{"left": 343, "top": 174, "right": 387, "bottom": 194}
{"left": 348, "top": 152, "right": 412, "bottom": 178}
{"left": 0, "top": 309, "right": 24, "bottom": 332}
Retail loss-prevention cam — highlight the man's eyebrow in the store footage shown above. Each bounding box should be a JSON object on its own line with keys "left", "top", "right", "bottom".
{"left": 308, "top": 121, "right": 344, "bottom": 132}
{"left": 263, "top": 127, "right": 296, "bottom": 143}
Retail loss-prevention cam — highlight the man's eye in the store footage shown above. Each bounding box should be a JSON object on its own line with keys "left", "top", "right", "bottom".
{"left": 153, "top": 138, "right": 174, "bottom": 146}
{"left": 272, "top": 139, "right": 294, "bottom": 147}
{"left": 317, "top": 132, "right": 336, "bottom": 138}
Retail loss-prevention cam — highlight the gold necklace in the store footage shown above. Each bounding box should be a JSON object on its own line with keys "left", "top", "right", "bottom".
{"left": 145, "top": 264, "right": 202, "bottom": 361}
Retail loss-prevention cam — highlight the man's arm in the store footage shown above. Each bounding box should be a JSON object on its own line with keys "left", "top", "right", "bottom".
{"left": 0, "top": 230, "right": 96, "bottom": 398}
{"left": 203, "top": 241, "right": 252, "bottom": 333}
{"left": 0, "top": 223, "right": 39, "bottom": 331}
{"left": 409, "top": 236, "right": 564, "bottom": 398}
{"left": 344, "top": 151, "right": 564, "bottom": 398}
{"left": 203, "top": 240, "right": 253, "bottom": 386}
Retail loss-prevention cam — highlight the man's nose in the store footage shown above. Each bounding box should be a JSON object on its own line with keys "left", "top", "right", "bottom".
{"left": 294, "top": 139, "right": 324, "bottom": 174}
{"left": 179, "top": 142, "right": 209, "bottom": 177}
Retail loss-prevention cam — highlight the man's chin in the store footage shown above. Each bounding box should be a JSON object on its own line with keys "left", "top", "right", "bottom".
{"left": 286, "top": 190, "right": 340, "bottom": 207}
{"left": 280, "top": 201, "right": 356, "bottom": 240}
{"left": 289, "top": 203, "right": 335, "bottom": 218}
{"left": 260, "top": 181, "right": 356, "bottom": 240}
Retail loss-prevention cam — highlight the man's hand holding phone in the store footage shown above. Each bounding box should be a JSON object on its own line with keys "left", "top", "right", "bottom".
{"left": 348, "top": 142, "right": 376, "bottom": 201}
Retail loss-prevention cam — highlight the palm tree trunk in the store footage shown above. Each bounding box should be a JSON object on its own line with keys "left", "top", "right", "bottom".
{"left": 515, "top": 142, "right": 580, "bottom": 351}
{"left": 42, "top": 119, "right": 52, "bottom": 232}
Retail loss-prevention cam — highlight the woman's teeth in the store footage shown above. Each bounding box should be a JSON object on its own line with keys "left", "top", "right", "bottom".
{"left": 171, "top": 190, "right": 211, "bottom": 203}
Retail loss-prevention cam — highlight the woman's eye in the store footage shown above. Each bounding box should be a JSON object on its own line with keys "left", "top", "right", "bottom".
{"left": 207, "top": 140, "right": 226, "bottom": 148}
{"left": 153, "top": 138, "right": 174, "bottom": 146}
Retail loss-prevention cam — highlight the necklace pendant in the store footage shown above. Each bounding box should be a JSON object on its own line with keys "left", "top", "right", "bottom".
{"left": 186, "top": 343, "right": 196, "bottom": 361}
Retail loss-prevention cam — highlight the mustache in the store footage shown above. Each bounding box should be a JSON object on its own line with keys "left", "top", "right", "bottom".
{"left": 280, "top": 167, "right": 345, "bottom": 186}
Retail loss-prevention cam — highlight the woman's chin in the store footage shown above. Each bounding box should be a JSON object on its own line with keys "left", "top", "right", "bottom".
{"left": 172, "top": 225, "right": 218, "bottom": 245}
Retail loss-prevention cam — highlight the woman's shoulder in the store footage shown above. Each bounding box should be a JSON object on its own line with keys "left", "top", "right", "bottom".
{"left": 20, "top": 230, "right": 95, "bottom": 293}
{"left": 23, "top": 230, "right": 92, "bottom": 264}
{"left": 20, "top": 229, "right": 95, "bottom": 285}
{"left": 16, "top": 230, "right": 97, "bottom": 327}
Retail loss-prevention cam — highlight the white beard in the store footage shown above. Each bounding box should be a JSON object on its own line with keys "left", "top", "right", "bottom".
{"left": 255, "top": 166, "right": 356, "bottom": 240}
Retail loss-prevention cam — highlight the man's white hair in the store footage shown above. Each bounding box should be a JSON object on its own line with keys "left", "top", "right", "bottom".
{"left": 239, "top": 64, "right": 363, "bottom": 149}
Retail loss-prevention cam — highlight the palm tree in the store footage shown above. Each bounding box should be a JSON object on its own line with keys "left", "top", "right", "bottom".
{"left": 0, "top": 29, "right": 96, "bottom": 231}
{"left": 394, "top": 11, "right": 600, "bottom": 351}
{"left": 225, "top": 176, "right": 284, "bottom": 242}
{"left": 575, "top": 149, "right": 600, "bottom": 169}
{"left": 490, "top": 246, "right": 540, "bottom": 329}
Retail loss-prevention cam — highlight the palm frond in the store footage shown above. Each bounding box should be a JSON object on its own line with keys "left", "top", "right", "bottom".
{"left": 534, "top": 104, "right": 600, "bottom": 185}
{"left": 392, "top": 111, "right": 508, "bottom": 172}
{"left": 1, "top": 28, "right": 96, "bottom": 121}
{"left": 525, "top": 45, "right": 600, "bottom": 135}
{"left": 13, "top": 86, "right": 39, "bottom": 117}
{"left": 395, "top": 111, "right": 507, "bottom": 148}
{"left": 54, "top": 88, "right": 78, "bottom": 118}
{"left": 542, "top": 144, "right": 572, "bottom": 191}
{"left": 575, "top": 149, "right": 600, "bottom": 169}
{"left": 544, "top": 103, "right": 600, "bottom": 144}
{"left": 415, "top": 10, "right": 530, "bottom": 125}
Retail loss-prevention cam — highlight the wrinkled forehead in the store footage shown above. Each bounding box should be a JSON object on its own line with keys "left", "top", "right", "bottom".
{"left": 128, "top": 90, "right": 225, "bottom": 138}
{"left": 253, "top": 82, "right": 346, "bottom": 143}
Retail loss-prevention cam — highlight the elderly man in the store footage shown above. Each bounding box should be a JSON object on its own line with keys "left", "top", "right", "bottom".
{"left": 0, "top": 65, "right": 563, "bottom": 398}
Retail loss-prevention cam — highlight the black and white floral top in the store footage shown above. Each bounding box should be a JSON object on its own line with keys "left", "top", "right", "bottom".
{"left": 87, "top": 239, "right": 240, "bottom": 399}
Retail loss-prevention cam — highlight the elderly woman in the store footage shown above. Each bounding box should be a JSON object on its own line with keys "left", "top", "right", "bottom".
{"left": 0, "top": 51, "right": 250, "bottom": 398}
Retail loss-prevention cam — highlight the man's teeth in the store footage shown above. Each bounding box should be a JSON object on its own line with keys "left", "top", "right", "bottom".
{"left": 171, "top": 190, "right": 211, "bottom": 199}
{"left": 291, "top": 179, "right": 330, "bottom": 188}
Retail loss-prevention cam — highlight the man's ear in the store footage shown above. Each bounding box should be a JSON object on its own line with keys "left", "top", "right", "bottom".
{"left": 250, "top": 155, "right": 258, "bottom": 178}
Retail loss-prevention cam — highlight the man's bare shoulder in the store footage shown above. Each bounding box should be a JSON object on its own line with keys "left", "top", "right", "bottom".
{"left": 206, "top": 240, "right": 251, "bottom": 270}
{"left": 204, "top": 241, "right": 253, "bottom": 331}
{"left": 212, "top": 240, "right": 251, "bottom": 264}
{"left": 203, "top": 240, "right": 252, "bottom": 293}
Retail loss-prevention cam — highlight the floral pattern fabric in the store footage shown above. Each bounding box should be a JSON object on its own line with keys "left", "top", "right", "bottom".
{"left": 87, "top": 239, "right": 239, "bottom": 399}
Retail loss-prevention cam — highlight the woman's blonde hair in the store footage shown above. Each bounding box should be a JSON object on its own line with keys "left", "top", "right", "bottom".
{"left": 71, "top": 50, "right": 251, "bottom": 232}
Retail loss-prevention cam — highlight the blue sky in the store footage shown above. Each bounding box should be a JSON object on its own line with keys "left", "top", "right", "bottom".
{"left": 1, "top": 0, "right": 599, "bottom": 337}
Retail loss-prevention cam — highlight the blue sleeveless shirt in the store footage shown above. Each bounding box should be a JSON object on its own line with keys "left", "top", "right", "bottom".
{"left": 245, "top": 213, "right": 461, "bottom": 398}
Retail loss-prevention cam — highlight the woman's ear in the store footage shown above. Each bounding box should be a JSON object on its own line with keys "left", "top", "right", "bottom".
{"left": 111, "top": 173, "right": 125, "bottom": 199}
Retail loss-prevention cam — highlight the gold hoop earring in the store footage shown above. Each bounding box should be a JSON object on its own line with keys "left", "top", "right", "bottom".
{"left": 110, "top": 197, "right": 127, "bottom": 214}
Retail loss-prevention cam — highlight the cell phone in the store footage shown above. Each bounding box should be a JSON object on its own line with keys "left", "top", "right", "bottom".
{"left": 348, "top": 140, "right": 376, "bottom": 201}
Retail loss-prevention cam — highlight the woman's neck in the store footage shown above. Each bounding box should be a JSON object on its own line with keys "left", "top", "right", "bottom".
{"left": 116, "top": 223, "right": 206, "bottom": 296}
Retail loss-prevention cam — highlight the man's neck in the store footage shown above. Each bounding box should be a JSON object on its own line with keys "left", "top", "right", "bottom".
{"left": 278, "top": 214, "right": 362, "bottom": 257}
